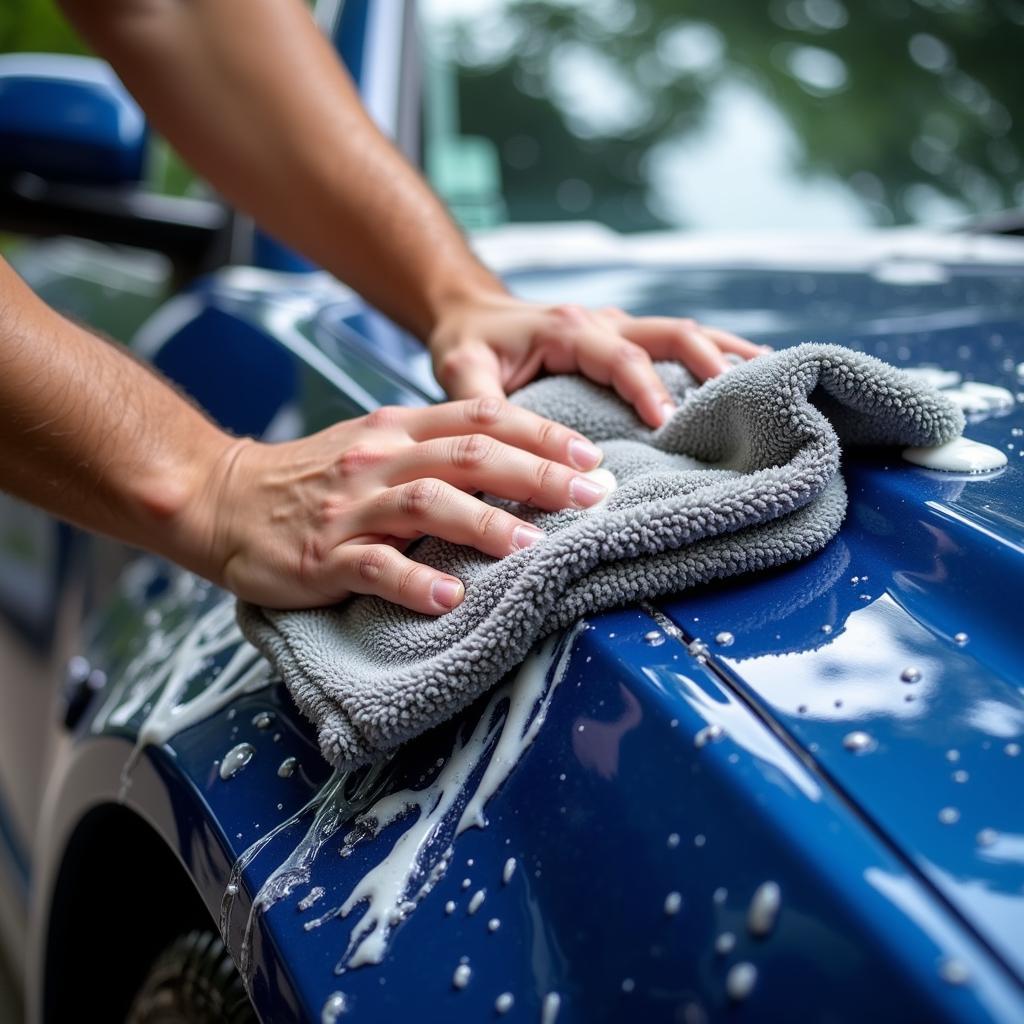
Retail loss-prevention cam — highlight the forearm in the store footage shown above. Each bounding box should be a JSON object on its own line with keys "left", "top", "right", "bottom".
{"left": 59, "top": 0, "right": 503, "bottom": 339}
{"left": 0, "top": 259, "right": 233, "bottom": 571}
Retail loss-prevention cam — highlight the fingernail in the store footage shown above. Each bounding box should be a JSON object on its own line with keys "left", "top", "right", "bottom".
{"left": 660, "top": 401, "right": 676, "bottom": 426}
{"left": 432, "top": 577, "right": 464, "bottom": 609}
{"left": 512, "top": 524, "right": 544, "bottom": 550}
{"left": 570, "top": 475, "right": 608, "bottom": 508}
{"left": 568, "top": 437, "right": 602, "bottom": 470}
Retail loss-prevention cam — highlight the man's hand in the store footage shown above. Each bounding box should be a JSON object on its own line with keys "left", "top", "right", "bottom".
{"left": 430, "top": 292, "right": 767, "bottom": 428}
{"left": 190, "top": 398, "right": 606, "bottom": 613}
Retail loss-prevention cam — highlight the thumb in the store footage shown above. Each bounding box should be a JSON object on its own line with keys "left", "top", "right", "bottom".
{"left": 435, "top": 343, "right": 506, "bottom": 401}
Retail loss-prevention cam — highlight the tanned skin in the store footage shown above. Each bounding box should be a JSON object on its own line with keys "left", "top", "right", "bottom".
{"left": 0, "top": 0, "right": 762, "bottom": 613}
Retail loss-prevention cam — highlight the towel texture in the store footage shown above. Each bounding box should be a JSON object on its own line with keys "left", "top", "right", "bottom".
{"left": 239, "top": 344, "right": 962, "bottom": 770}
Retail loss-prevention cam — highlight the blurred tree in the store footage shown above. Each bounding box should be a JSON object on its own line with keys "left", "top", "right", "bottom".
{"left": 435, "top": 0, "right": 1024, "bottom": 230}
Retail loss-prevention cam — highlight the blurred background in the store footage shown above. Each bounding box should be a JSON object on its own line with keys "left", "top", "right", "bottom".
{"left": 3, "top": 0, "right": 1022, "bottom": 236}
{"left": 419, "top": 0, "right": 1024, "bottom": 232}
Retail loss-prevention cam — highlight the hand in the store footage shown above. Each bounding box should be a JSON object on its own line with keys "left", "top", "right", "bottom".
{"left": 189, "top": 398, "right": 607, "bottom": 613}
{"left": 429, "top": 292, "right": 767, "bottom": 428}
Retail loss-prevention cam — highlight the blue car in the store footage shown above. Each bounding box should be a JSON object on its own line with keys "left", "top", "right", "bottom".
{"left": 1, "top": 2, "right": 1023, "bottom": 1021}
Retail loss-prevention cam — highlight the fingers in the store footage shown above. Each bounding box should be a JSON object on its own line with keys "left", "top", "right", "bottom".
{"left": 327, "top": 542, "right": 467, "bottom": 615}
{"left": 380, "top": 437, "right": 608, "bottom": 510}
{"left": 434, "top": 343, "right": 505, "bottom": 401}
{"left": 618, "top": 317, "right": 730, "bottom": 381}
{"left": 535, "top": 305, "right": 674, "bottom": 428}
{"left": 702, "top": 325, "right": 768, "bottom": 359}
{"left": 353, "top": 478, "right": 548, "bottom": 557}
{"left": 400, "top": 397, "right": 602, "bottom": 471}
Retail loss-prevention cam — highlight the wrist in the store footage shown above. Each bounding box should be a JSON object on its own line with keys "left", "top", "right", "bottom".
{"left": 134, "top": 427, "right": 253, "bottom": 586}
{"left": 422, "top": 266, "right": 509, "bottom": 340}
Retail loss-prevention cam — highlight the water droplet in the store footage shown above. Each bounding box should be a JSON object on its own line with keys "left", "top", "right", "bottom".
{"left": 939, "top": 958, "right": 970, "bottom": 985}
{"left": 843, "top": 731, "right": 875, "bottom": 754}
{"left": 495, "top": 993, "right": 514, "bottom": 1014}
{"left": 277, "top": 756, "right": 298, "bottom": 778}
{"left": 664, "top": 891, "right": 683, "bottom": 916}
{"left": 143, "top": 608, "right": 162, "bottom": 628}
{"left": 298, "top": 886, "right": 325, "bottom": 911}
{"left": 219, "top": 742, "right": 255, "bottom": 780}
{"left": 621, "top": 978, "right": 635, "bottom": 993}
{"left": 502, "top": 857, "right": 517, "bottom": 884}
{"left": 694, "top": 834, "right": 707, "bottom": 848}
{"left": 715, "top": 631, "right": 735, "bottom": 647}
{"left": 713, "top": 887, "right": 728, "bottom": 904}
{"left": 541, "top": 992, "right": 562, "bottom": 1024}
{"left": 667, "top": 832, "right": 680, "bottom": 848}
{"left": 226, "top": 883, "right": 239, "bottom": 896}
{"left": 797, "top": 704, "right": 808, "bottom": 714}
{"left": 1005, "top": 742, "right": 1021, "bottom": 757}
{"left": 977, "top": 827, "right": 999, "bottom": 847}
{"left": 953, "top": 632, "right": 969, "bottom": 645}
{"left": 461, "top": 877, "right": 471, "bottom": 890}
{"left": 946, "top": 749, "right": 960, "bottom": 763}
{"left": 452, "top": 963, "right": 472, "bottom": 989}
{"left": 726, "top": 962, "right": 758, "bottom": 1001}
{"left": 467, "top": 889, "right": 486, "bottom": 915}
{"left": 644, "top": 630, "right": 665, "bottom": 646}
{"left": 715, "top": 932, "right": 736, "bottom": 956}
{"left": 321, "top": 991, "right": 348, "bottom": 1023}
{"left": 252, "top": 710, "right": 274, "bottom": 729}
{"left": 900, "top": 666, "right": 922, "bottom": 684}
{"left": 747, "top": 881, "right": 781, "bottom": 937}
{"left": 688, "top": 639, "right": 709, "bottom": 658}
{"left": 938, "top": 807, "right": 960, "bottom": 825}
{"left": 821, "top": 624, "right": 833, "bottom": 635}
{"left": 695, "top": 724, "right": 725, "bottom": 748}
{"left": 444, "top": 901, "right": 456, "bottom": 915}
{"left": 953, "top": 770, "right": 969, "bottom": 783}
{"left": 487, "top": 918, "right": 500, "bottom": 933}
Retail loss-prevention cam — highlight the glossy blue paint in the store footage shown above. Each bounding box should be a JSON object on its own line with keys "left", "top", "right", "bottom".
{"left": 82, "top": 564, "right": 1024, "bottom": 1022}
{"left": 0, "top": 53, "right": 146, "bottom": 184}
{"left": 14, "top": 234, "right": 1024, "bottom": 1020}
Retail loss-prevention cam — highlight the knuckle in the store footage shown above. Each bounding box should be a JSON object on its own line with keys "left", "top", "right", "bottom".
{"left": 397, "top": 562, "right": 426, "bottom": 598}
{"left": 356, "top": 546, "right": 390, "bottom": 583}
{"left": 400, "top": 478, "right": 443, "bottom": 516}
{"left": 475, "top": 503, "right": 504, "bottom": 541}
{"left": 335, "top": 445, "right": 378, "bottom": 478}
{"left": 365, "top": 405, "right": 403, "bottom": 430}
{"left": 534, "top": 458, "right": 560, "bottom": 494}
{"left": 613, "top": 342, "right": 649, "bottom": 370}
{"left": 453, "top": 433, "right": 494, "bottom": 469}
{"left": 465, "top": 395, "right": 505, "bottom": 425}
{"left": 535, "top": 416, "right": 560, "bottom": 451}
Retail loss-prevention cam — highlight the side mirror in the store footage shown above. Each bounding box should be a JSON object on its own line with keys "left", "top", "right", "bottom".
{"left": 0, "top": 53, "right": 147, "bottom": 185}
{"left": 0, "top": 53, "right": 230, "bottom": 276}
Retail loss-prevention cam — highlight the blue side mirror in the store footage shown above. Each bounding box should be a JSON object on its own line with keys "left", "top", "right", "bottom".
{"left": 0, "top": 53, "right": 147, "bottom": 185}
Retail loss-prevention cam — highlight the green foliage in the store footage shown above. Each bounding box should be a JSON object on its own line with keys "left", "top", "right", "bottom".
{"left": 0, "top": 0, "right": 86, "bottom": 55}
{"left": 438, "top": 0, "right": 1024, "bottom": 230}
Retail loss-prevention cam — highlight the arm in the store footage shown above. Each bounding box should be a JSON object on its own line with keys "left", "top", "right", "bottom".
{"left": 0, "top": 258, "right": 606, "bottom": 612}
{"left": 58, "top": 0, "right": 764, "bottom": 428}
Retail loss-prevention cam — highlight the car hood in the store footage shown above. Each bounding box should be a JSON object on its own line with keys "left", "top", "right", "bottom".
{"left": 466, "top": 225, "right": 1024, "bottom": 981}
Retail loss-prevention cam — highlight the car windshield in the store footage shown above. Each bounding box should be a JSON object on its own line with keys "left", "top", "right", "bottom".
{"left": 420, "top": 0, "right": 1023, "bottom": 234}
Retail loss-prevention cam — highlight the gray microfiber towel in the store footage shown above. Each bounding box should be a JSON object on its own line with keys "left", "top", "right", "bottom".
{"left": 238, "top": 343, "right": 963, "bottom": 770}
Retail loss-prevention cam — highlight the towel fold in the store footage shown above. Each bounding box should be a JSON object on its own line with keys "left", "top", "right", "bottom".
{"left": 238, "top": 343, "right": 962, "bottom": 770}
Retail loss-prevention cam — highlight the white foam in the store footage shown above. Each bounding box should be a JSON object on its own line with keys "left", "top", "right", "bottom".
{"left": 92, "top": 593, "right": 272, "bottom": 797}
{"left": 580, "top": 467, "right": 617, "bottom": 510}
{"left": 902, "top": 437, "right": 1007, "bottom": 473}
{"left": 227, "top": 629, "right": 578, "bottom": 976}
